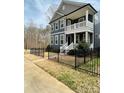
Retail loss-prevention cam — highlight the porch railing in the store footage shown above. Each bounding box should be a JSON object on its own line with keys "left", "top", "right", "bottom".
{"left": 65, "top": 42, "right": 74, "bottom": 53}
{"left": 65, "top": 21, "right": 93, "bottom": 34}
{"left": 60, "top": 43, "right": 68, "bottom": 53}
{"left": 67, "top": 21, "right": 86, "bottom": 30}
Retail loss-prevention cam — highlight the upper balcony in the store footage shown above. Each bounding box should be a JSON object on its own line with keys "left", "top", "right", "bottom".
{"left": 64, "top": 7, "right": 95, "bottom": 34}
{"left": 51, "top": 6, "right": 96, "bottom": 34}
{"left": 65, "top": 20, "right": 93, "bottom": 34}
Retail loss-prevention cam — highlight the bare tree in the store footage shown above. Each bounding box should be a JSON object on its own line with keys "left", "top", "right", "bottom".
{"left": 24, "top": 22, "right": 51, "bottom": 49}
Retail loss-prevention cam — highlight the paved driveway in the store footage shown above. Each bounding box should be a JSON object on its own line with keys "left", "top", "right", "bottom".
{"left": 24, "top": 58, "right": 75, "bottom": 93}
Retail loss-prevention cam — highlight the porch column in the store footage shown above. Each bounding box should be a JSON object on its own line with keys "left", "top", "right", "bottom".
{"left": 65, "top": 34, "right": 66, "bottom": 44}
{"left": 86, "top": 10, "right": 89, "bottom": 26}
{"left": 74, "top": 33, "right": 76, "bottom": 45}
{"left": 85, "top": 32, "right": 88, "bottom": 43}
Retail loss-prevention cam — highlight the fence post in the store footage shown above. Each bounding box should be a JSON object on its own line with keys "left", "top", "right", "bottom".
{"left": 48, "top": 46, "right": 49, "bottom": 59}
{"left": 84, "top": 49, "right": 86, "bottom": 64}
{"left": 36, "top": 48, "right": 37, "bottom": 56}
{"left": 42, "top": 48, "right": 44, "bottom": 58}
{"left": 58, "top": 49, "right": 59, "bottom": 62}
{"left": 75, "top": 47, "right": 77, "bottom": 69}
{"left": 38, "top": 48, "right": 39, "bottom": 56}
{"left": 39, "top": 48, "right": 41, "bottom": 56}
{"left": 97, "top": 48, "right": 99, "bottom": 74}
{"left": 30, "top": 48, "right": 31, "bottom": 54}
{"left": 35, "top": 48, "right": 36, "bottom": 55}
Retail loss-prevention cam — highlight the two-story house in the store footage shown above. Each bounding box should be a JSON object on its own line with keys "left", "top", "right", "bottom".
{"left": 49, "top": 0, "right": 97, "bottom": 52}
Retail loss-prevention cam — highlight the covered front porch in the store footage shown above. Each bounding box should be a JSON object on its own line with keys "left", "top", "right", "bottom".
{"left": 66, "top": 32, "right": 93, "bottom": 46}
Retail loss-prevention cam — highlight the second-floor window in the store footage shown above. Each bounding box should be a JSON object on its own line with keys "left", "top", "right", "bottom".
{"left": 67, "top": 20, "right": 71, "bottom": 26}
{"left": 88, "top": 14, "right": 93, "bottom": 22}
{"left": 78, "top": 16, "right": 86, "bottom": 22}
{"left": 78, "top": 18, "right": 83, "bottom": 22}
{"left": 60, "top": 19, "right": 64, "bottom": 29}
{"left": 51, "top": 24, "right": 54, "bottom": 31}
{"left": 55, "top": 21, "right": 59, "bottom": 30}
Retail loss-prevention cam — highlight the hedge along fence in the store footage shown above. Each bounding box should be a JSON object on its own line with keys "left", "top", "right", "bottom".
{"left": 48, "top": 46, "right": 100, "bottom": 75}
{"left": 30, "top": 48, "right": 45, "bottom": 57}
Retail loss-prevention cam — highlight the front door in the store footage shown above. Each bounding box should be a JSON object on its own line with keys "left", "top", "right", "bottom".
{"left": 68, "top": 36, "right": 70, "bottom": 45}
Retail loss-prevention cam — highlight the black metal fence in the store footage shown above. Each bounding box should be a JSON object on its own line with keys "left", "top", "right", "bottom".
{"left": 76, "top": 48, "right": 100, "bottom": 75}
{"left": 48, "top": 47, "right": 59, "bottom": 62}
{"left": 48, "top": 46, "right": 100, "bottom": 75}
{"left": 30, "top": 48, "right": 45, "bottom": 57}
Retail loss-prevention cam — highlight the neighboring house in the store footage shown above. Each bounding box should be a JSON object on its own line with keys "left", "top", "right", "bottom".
{"left": 49, "top": 0, "right": 97, "bottom": 52}
{"left": 94, "top": 11, "right": 100, "bottom": 48}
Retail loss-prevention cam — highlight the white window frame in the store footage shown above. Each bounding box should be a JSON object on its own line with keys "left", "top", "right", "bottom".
{"left": 67, "top": 20, "right": 71, "bottom": 26}
{"left": 51, "top": 36, "right": 54, "bottom": 45}
{"left": 78, "top": 18, "right": 83, "bottom": 22}
{"left": 55, "top": 35, "right": 58, "bottom": 45}
{"left": 51, "top": 23, "right": 54, "bottom": 31}
{"left": 55, "top": 21, "right": 59, "bottom": 30}
{"left": 60, "top": 34, "right": 64, "bottom": 45}
{"left": 78, "top": 17, "right": 85, "bottom": 22}
{"left": 60, "top": 19, "right": 65, "bottom": 29}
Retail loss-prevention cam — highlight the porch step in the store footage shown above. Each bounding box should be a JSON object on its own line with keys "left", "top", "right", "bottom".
{"left": 60, "top": 42, "right": 74, "bottom": 54}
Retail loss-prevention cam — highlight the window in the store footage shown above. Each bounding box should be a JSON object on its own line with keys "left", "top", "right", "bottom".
{"left": 78, "top": 18, "right": 83, "bottom": 22}
{"left": 60, "top": 34, "right": 64, "bottom": 45}
{"left": 55, "top": 21, "right": 59, "bottom": 30}
{"left": 88, "top": 14, "right": 93, "bottom": 22}
{"left": 82, "top": 33, "right": 85, "bottom": 42}
{"left": 51, "top": 24, "right": 54, "bottom": 31}
{"left": 67, "top": 20, "right": 71, "bottom": 26}
{"left": 60, "top": 19, "right": 64, "bottom": 29}
{"left": 78, "top": 16, "right": 86, "bottom": 22}
{"left": 51, "top": 36, "right": 54, "bottom": 45}
{"left": 89, "top": 33, "right": 93, "bottom": 44}
{"left": 55, "top": 35, "right": 58, "bottom": 45}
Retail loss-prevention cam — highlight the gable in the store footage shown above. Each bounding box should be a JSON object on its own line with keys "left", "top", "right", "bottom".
{"left": 58, "top": 3, "right": 80, "bottom": 15}
{"left": 50, "top": 1, "right": 86, "bottom": 23}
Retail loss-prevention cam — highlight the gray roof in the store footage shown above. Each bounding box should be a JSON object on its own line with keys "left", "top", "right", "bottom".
{"left": 49, "top": 0, "right": 97, "bottom": 23}
{"left": 62, "top": 0, "right": 87, "bottom": 7}
{"left": 50, "top": 0, "right": 87, "bottom": 23}
{"left": 60, "top": 0, "right": 87, "bottom": 15}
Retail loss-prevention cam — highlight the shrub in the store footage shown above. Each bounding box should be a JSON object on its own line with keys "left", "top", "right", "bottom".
{"left": 77, "top": 41, "right": 90, "bottom": 50}
{"left": 67, "top": 49, "right": 75, "bottom": 55}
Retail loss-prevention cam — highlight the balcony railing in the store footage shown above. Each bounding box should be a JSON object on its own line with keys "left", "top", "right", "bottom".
{"left": 65, "top": 21, "right": 93, "bottom": 34}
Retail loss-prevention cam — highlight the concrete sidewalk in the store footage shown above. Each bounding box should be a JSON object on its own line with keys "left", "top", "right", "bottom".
{"left": 24, "top": 58, "right": 75, "bottom": 93}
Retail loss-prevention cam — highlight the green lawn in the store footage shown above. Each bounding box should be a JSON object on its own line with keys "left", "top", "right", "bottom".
{"left": 34, "top": 56, "right": 100, "bottom": 93}
{"left": 26, "top": 53, "right": 100, "bottom": 93}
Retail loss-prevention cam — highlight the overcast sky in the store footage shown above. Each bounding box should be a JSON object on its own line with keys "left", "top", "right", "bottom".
{"left": 24, "top": 0, "right": 100, "bottom": 28}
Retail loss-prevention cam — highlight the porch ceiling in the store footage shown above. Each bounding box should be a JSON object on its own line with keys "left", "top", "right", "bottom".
{"left": 66, "top": 6, "right": 95, "bottom": 20}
